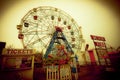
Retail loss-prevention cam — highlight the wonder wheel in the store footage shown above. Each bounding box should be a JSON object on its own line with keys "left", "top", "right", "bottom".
{"left": 17, "top": 6, "right": 84, "bottom": 54}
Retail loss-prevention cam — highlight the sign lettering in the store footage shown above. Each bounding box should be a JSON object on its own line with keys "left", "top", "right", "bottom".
{"left": 90, "top": 35, "right": 105, "bottom": 41}
{"left": 2, "top": 49, "right": 34, "bottom": 55}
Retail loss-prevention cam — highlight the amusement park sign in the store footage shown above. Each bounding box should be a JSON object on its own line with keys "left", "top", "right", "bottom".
{"left": 2, "top": 49, "right": 34, "bottom": 55}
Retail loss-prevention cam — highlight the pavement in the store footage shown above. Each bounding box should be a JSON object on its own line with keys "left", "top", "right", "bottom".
{"left": 77, "top": 65, "right": 120, "bottom": 80}
{"left": 0, "top": 65, "right": 119, "bottom": 80}
{"left": 34, "top": 65, "right": 120, "bottom": 80}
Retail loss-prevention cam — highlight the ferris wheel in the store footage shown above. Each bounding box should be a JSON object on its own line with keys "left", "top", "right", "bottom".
{"left": 17, "top": 6, "right": 84, "bottom": 55}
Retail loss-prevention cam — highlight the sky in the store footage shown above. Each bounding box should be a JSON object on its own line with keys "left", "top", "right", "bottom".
{"left": 0, "top": 0, "right": 120, "bottom": 51}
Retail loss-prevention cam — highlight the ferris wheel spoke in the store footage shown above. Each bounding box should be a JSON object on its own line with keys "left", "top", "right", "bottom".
{"left": 22, "top": 26, "right": 37, "bottom": 33}
{"left": 26, "top": 38, "right": 42, "bottom": 47}
{"left": 23, "top": 20, "right": 37, "bottom": 25}
{"left": 39, "top": 19, "right": 54, "bottom": 30}
{"left": 23, "top": 29, "right": 49, "bottom": 35}
{"left": 25, "top": 35, "right": 36, "bottom": 45}
{"left": 40, "top": 36, "right": 52, "bottom": 49}
{"left": 26, "top": 35, "right": 50, "bottom": 47}
{"left": 39, "top": 39, "right": 48, "bottom": 48}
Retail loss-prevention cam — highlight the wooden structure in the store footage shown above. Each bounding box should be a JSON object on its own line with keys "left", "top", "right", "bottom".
{"left": 46, "top": 64, "right": 72, "bottom": 80}
{"left": 46, "top": 65, "right": 59, "bottom": 80}
{"left": 0, "top": 49, "right": 35, "bottom": 80}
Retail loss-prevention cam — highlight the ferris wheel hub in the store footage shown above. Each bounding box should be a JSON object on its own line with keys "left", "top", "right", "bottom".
{"left": 55, "top": 26, "right": 63, "bottom": 32}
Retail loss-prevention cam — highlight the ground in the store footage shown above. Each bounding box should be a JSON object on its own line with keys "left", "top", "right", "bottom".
{"left": 34, "top": 65, "right": 120, "bottom": 80}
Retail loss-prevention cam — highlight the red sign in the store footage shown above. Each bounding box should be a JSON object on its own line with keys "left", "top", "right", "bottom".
{"left": 90, "top": 35, "right": 105, "bottom": 41}
{"left": 94, "top": 42, "right": 105, "bottom": 47}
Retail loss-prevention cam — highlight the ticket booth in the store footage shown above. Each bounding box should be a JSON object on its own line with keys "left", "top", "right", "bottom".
{"left": 0, "top": 49, "right": 35, "bottom": 80}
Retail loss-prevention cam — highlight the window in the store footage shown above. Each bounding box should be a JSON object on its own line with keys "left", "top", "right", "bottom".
{"left": 2, "top": 56, "right": 32, "bottom": 71}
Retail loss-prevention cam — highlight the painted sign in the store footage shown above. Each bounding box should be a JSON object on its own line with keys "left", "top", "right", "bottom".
{"left": 2, "top": 49, "right": 34, "bottom": 55}
{"left": 90, "top": 35, "right": 105, "bottom": 41}
{"left": 94, "top": 42, "right": 105, "bottom": 47}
